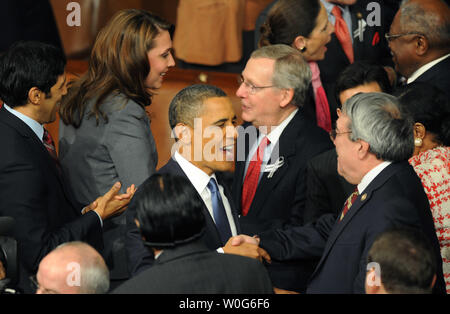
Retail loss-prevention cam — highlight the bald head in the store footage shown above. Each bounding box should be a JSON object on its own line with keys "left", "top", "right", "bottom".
{"left": 36, "top": 242, "right": 109, "bottom": 294}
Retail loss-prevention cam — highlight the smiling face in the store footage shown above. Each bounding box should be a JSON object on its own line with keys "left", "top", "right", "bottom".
{"left": 39, "top": 73, "right": 68, "bottom": 124}
{"left": 300, "top": 3, "right": 334, "bottom": 61}
{"left": 187, "top": 97, "right": 238, "bottom": 175}
{"left": 145, "top": 30, "right": 175, "bottom": 89}
{"left": 387, "top": 11, "right": 419, "bottom": 78}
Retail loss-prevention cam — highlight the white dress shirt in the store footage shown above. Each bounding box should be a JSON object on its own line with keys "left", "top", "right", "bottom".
{"left": 407, "top": 53, "right": 450, "bottom": 84}
{"left": 174, "top": 151, "right": 238, "bottom": 237}
{"left": 357, "top": 161, "right": 392, "bottom": 194}
{"left": 244, "top": 108, "right": 298, "bottom": 182}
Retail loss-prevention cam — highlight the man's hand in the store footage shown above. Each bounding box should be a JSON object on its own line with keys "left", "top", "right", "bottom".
{"left": 0, "top": 260, "right": 5, "bottom": 280}
{"left": 273, "top": 287, "right": 300, "bottom": 294}
{"left": 85, "top": 182, "right": 136, "bottom": 220}
{"left": 223, "top": 235, "right": 271, "bottom": 263}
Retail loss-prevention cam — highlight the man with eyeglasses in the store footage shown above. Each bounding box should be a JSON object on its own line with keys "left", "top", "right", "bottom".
{"left": 235, "top": 92, "right": 446, "bottom": 294}
{"left": 232, "top": 44, "right": 333, "bottom": 292}
{"left": 387, "top": 0, "right": 450, "bottom": 99}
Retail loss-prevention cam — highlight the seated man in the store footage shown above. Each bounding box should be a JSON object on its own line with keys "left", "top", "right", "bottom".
{"left": 34, "top": 242, "right": 110, "bottom": 294}
{"left": 366, "top": 227, "right": 437, "bottom": 294}
{"left": 114, "top": 174, "right": 273, "bottom": 294}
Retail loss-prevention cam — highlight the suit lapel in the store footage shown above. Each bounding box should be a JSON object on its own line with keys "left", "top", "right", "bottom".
{"left": 311, "top": 162, "right": 402, "bottom": 276}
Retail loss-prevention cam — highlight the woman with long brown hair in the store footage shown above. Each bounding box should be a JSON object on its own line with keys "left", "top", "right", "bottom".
{"left": 58, "top": 9, "right": 175, "bottom": 286}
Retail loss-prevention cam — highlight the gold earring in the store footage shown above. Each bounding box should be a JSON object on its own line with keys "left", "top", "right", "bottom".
{"left": 414, "top": 138, "right": 422, "bottom": 147}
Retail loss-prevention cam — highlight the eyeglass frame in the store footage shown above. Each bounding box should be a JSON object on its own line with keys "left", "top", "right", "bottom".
{"left": 237, "top": 75, "right": 276, "bottom": 95}
{"left": 384, "top": 32, "right": 426, "bottom": 42}
{"left": 329, "top": 128, "right": 352, "bottom": 141}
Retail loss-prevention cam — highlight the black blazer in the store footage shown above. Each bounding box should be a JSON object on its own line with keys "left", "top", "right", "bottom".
{"left": 232, "top": 109, "right": 333, "bottom": 291}
{"left": 0, "top": 106, "right": 103, "bottom": 293}
{"left": 125, "top": 158, "right": 241, "bottom": 276}
{"left": 113, "top": 239, "right": 273, "bottom": 294}
{"left": 259, "top": 161, "right": 446, "bottom": 294}
{"left": 304, "top": 148, "right": 356, "bottom": 224}
{"left": 413, "top": 56, "right": 450, "bottom": 100}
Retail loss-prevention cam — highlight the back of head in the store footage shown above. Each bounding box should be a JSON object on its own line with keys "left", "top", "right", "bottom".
{"left": 132, "top": 174, "right": 205, "bottom": 250}
{"left": 397, "top": 82, "right": 450, "bottom": 146}
{"left": 168, "top": 84, "right": 227, "bottom": 130}
{"left": 60, "top": 9, "right": 173, "bottom": 126}
{"left": 251, "top": 44, "right": 311, "bottom": 107}
{"left": 399, "top": 0, "right": 450, "bottom": 51}
{"left": 367, "top": 227, "right": 436, "bottom": 294}
{"left": 335, "top": 61, "right": 392, "bottom": 107}
{"left": 0, "top": 41, "right": 66, "bottom": 108}
{"left": 343, "top": 92, "right": 414, "bottom": 161}
{"left": 259, "top": 0, "right": 321, "bottom": 47}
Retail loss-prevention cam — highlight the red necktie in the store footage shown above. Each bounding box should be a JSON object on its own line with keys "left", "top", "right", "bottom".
{"left": 332, "top": 6, "right": 354, "bottom": 64}
{"left": 309, "top": 61, "right": 332, "bottom": 133}
{"left": 241, "top": 137, "right": 270, "bottom": 216}
{"left": 339, "top": 188, "right": 359, "bottom": 221}
{"left": 43, "top": 128, "right": 59, "bottom": 163}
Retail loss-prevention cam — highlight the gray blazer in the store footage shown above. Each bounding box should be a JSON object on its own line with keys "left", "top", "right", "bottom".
{"left": 59, "top": 93, "right": 158, "bottom": 280}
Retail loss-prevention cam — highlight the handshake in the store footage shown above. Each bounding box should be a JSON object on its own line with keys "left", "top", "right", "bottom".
{"left": 223, "top": 234, "right": 270, "bottom": 264}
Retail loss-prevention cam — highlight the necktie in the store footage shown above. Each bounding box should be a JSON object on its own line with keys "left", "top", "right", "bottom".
{"left": 43, "top": 128, "right": 58, "bottom": 162}
{"left": 309, "top": 61, "right": 332, "bottom": 133}
{"left": 207, "top": 178, "right": 232, "bottom": 244}
{"left": 339, "top": 188, "right": 359, "bottom": 221}
{"left": 241, "top": 136, "right": 270, "bottom": 216}
{"left": 331, "top": 6, "right": 354, "bottom": 64}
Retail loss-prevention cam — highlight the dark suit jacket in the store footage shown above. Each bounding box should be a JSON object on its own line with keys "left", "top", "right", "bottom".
{"left": 259, "top": 161, "right": 446, "bottom": 294}
{"left": 304, "top": 148, "right": 356, "bottom": 224}
{"left": 413, "top": 56, "right": 450, "bottom": 100}
{"left": 0, "top": 106, "right": 102, "bottom": 293}
{"left": 232, "top": 109, "right": 333, "bottom": 291}
{"left": 113, "top": 239, "right": 273, "bottom": 294}
{"left": 125, "top": 158, "right": 241, "bottom": 276}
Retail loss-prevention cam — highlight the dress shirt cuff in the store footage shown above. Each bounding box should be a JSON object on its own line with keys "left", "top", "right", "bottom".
{"left": 216, "top": 247, "right": 225, "bottom": 254}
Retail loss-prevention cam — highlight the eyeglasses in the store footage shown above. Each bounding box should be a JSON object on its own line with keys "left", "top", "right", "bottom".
{"left": 29, "top": 275, "right": 59, "bottom": 294}
{"left": 384, "top": 32, "right": 425, "bottom": 42}
{"left": 237, "top": 75, "right": 275, "bottom": 95}
{"left": 329, "top": 129, "right": 352, "bottom": 140}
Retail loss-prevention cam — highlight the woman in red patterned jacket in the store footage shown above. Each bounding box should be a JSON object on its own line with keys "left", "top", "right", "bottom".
{"left": 399, "top": 82, "right": 450, "bottom": 293}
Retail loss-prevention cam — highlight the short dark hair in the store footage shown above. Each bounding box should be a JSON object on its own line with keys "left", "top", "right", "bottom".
{"left": 397, "top": 82, "right": 450, "bottom": 146}
{"left": 367, "top": 227, "right": 436, "bottom": 294}
{"left": 0, "top": 41, "right": 66, "bottom": 108}
{"left": 132, "top": 173, "right": 205, "bottom": 250}
{"left": 335, "top": 61, "right": 392, "bottom": 108}
{"left": 168, "top": 84, "right": 227, "bottom": 130}
{"left": 259, "top": 0, "right": 321, "bottom": 47}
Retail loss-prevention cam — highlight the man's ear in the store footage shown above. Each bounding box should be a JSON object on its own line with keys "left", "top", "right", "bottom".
{"left": 415, "top": 35, "right": 429, "bottom": 56}
{"left": 28, "top": 87, "right": 41, "bottom": 105}
{"left": 173, "top": 123, "right": 192, "bottom": 144}
{"left": 357, "top": 139, "right": 371, "bottom": 160}
{"left": 280, "top": 88, "right": 294, "bottom": 108}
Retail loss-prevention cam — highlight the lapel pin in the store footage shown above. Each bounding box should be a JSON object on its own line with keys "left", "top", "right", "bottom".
{"left": 265, "top": 157, "right": 285, "bottom": 178}
{"left": 361, "top": 193, "right": 367, "bottom": 201}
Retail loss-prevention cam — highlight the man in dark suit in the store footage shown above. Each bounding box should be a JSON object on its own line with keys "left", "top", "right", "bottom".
{"left": 125, "top": 84, "right": 270, "bottom": 276}
{"left": 304, "top": 61, "right": 392, "bottom": 223}
{"left": 0, "top": 41, "right": 134, "bottom": 293}
{"left": 115, "top": 174, "right": 273, "bottom": 294}
{"left": 232, "top": 45, "right": 333, "bottom": 292}
{"left": 246, "top": 92, "right": 446, "bottom": 293}
{"left": 387, "top": 0, "right": 450, "bottom": 99}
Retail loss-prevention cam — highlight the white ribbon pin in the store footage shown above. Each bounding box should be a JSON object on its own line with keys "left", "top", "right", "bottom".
{"left": 265, "top": 157, "right": 285, "bottom": 178}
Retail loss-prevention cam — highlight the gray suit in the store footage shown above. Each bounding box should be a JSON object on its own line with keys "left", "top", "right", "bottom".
{"left": 59, "top": 93, "right": 158, "bottom": 280}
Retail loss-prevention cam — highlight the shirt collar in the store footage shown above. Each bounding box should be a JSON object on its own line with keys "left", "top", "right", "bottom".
{"left": 357, "top": 161, "right": 392, "bottom": 194}
{"left": 174, "top": 151, "right": 217, "bottom": 195}
{"left": 407, "top": 53, "right": 450, "bottom": 84}
{"left": 265, "top": 108, "right": 298, "bottom": 147}
{"left": 3, "top": 103, "right": 44, "bottom": 142}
